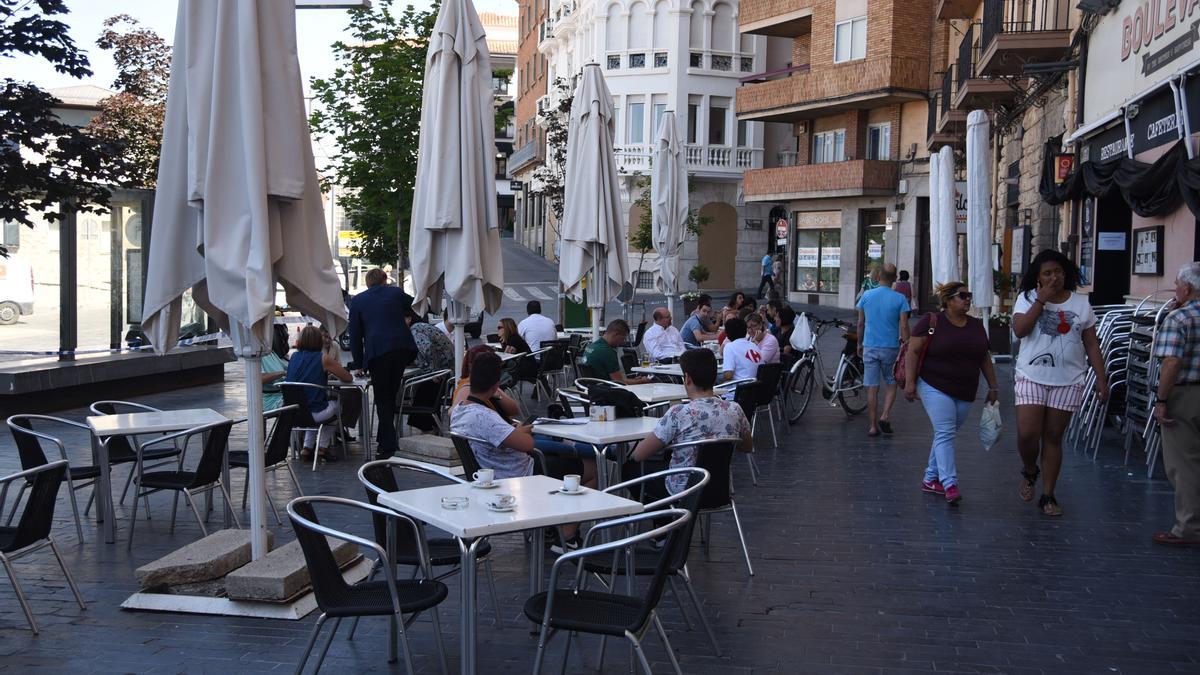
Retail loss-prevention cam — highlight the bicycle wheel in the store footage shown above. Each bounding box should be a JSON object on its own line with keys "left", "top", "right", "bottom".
{"left": 836, "top": 357, "right": 867, "bottom": 416}
{"left": 785, "top": 361, "right": 815, "bottom": 423}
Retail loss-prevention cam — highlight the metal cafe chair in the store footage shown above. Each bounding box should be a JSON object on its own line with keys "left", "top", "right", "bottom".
{"left": 89, "top": 400, "right": 182, "bottom": 514}
{"left": 227, "top": 405, "right": 303, "bottom": 525}
{"left": 690, "top": 438, "right": 754, "bottom": 577}
{"left": 6, "top": 415, "right": 101, "bottom": 543}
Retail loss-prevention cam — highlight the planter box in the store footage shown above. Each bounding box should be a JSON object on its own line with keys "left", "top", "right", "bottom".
{"left": 682, "top": 298, "right": 698, "bottom": 316}
{"left": 989, "top": 319, "right": 1011, "bottom": 354}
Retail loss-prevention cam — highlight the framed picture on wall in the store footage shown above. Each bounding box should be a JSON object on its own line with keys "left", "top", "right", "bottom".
{"left": 1132, "top": 225, "right": 1164, "bottom": 276}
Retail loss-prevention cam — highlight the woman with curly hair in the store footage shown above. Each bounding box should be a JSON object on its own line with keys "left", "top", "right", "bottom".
{"left": 1011, "top": 249, "right": 1108, "bottom": 516}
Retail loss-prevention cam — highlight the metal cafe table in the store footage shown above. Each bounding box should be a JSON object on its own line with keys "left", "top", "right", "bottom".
{"left": 378, "top": 474, "right": 642, "bottom": 675}
{"left": 532, "top": 417, "right": 661, "bottom": 489}
{"left": 86, "top": 407, "right": 229, "bottom": 544}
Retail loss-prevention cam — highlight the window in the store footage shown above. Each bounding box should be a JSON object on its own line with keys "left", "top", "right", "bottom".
{"left": 654, "top": 52, "right": 668, "bottom": 68}
{"left": 689, "top": 52, "right": 703, "bottom": 68}
{"left": 736, "top": 120, "right": 749, "bottom": 147}
{"left": 627, "top": 102, "right": 645, "bottom": 144}
{"left": 740, "top": 57, "right": 754, "bottom": 72}
{"left": 687, "top": 104, "right": 699, "bottom": 143}
{"left": 635, "top": 270, "right": 655, "bottom": 289}
{"left": 834, "top": 17, "right": 867, "bottom": 63}
{"left": 652, "top": 103, "right": 666, "bottom": 137}
{"left": 708, "top": 104, "right": 727, "bottom": 145}
{"left": 812, "top": 130, "right": 845, "bottom": 164}
{"left": 629, "top": 53, "right": 646, "bottom": 68}
{"left": 866, "top": 123, "right": 891, "bottom": 160}
{"left": 1, "top": 220, "right": 19, "bottom": 251}
{"left": 495, "top": 154, "right": 508, "bottom": 178}
{"left": 794, "top": 228, "right": 841, "bottom": 293}
{"left": 711, "top": 55, "right": 731, "bottom": 71}
{"left": 607, "top": 54, "right": 621, "bottom": 69}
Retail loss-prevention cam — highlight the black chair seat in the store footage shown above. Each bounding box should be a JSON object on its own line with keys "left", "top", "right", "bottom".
{"left": 66, "top": 465, "right": 101, "bottom": 481}
{"left": 0, "top": 526, "right": 17, "bottom": 553}
{"left": 523, "top": 589, "right": 643, "bottom": 636}
{"left": 581, "top": 545, "right": 662, "bottom": 577}
{"left": 323, "top": 578, "right": 448, "bottom": 619}
{"left": 138, "top": 470, "right": 199, "bottom": 491}
{"left": 397, "top": 537, "right": 491, "bottom": 567}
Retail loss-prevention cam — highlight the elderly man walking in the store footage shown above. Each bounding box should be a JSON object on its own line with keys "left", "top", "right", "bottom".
{"left": 1152, "top": 261, "right": 1200, "bottom": 546}
{"left": 856, "top": 263, "right": 910, "bottom": 437}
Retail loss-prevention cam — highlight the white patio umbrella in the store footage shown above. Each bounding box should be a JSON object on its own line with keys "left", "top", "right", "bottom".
{"left": 560, "top": 63, "right": 629, "bottom": 340}
{"left": 928, "top": 146, "right": 943, "bottom": 289}
{"left": 651, "top": 111, "right": 688, "bottom": 323}
{"left": 142, "top": 0, "right": 347, "bottom": 560}
{"left": 932, "top": 145, "right": 959, "bottom": 286}
{"left": 966, "top": 110, "right": 995, "bottom": 332}
{"left": 409, "top": 0, "right": 504, "bottom": 377}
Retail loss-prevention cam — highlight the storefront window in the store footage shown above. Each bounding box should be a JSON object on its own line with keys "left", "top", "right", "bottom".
{"left": 794, "top": 228, "right": 840, "bottom": 293}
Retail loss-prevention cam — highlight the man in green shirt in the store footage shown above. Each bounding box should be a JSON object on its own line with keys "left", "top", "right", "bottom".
{"left": 582, "top": 319, "right": 653, "bottom": 384}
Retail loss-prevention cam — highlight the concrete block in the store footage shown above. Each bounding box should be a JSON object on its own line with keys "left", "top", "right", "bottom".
{"left": 394, "top": 434, "right": 461, "bottom": 467}
{"left": 135, "top": 529, "right": 274, "bottom": 591}
{"left": 224, "top": 537, "right": 357, "bottom": 602}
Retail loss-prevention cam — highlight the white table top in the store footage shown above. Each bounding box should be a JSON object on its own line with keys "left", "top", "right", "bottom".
{"left": 86, "top": 408, "right": 228, "bottom": 437}
{"left": 620, "top": 383, "right": 688, "bottom": 404}
{"left": 632, "top": 364, "right": 683, "bottom": 377}
{"left": 378, "top": 474, "right": 642, "bottom": 539}
{"left": 532, "top": 416, "right": 660, "bottom": 445}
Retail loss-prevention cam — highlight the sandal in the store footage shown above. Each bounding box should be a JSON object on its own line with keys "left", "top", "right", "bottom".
{"left": 1038, "top": 494, "right": 1062, "bottom": 517}
{"left": 1019, "top": 467, "right": 1039, "bottom": 502}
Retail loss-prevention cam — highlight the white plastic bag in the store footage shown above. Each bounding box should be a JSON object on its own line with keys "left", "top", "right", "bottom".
{"left": 979, "top": 401, "right": 1002, "bottom": 450}
{"left": 791, "top": 312, "right": 814, "bottom": 351}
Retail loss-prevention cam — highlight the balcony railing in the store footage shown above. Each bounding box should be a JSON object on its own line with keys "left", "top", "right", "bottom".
{"left": 738, "top": 63, "right": 810, "bottom": 84}
{"left": 615, "top": 144, "right": 763, "bottom": 171}
{"left": 777, "top": 150, "right": 800, "bottom": 167}
{"left": 508, "top": 141, "right": 543, "bottom": 174}
{"left": 941, "top": 67, "right": 953, "bottom": 117}
{"left": 928, "top": 94, "right": 938, "bottom": 139}
{"left": 981, "top": 0, "right": 1069, "bottom": 50}
{"left": 955, "top": 24, "right": 978, "bottom": 92}
{"left": 743, "top": 160, "right": 900, "bottom": 200}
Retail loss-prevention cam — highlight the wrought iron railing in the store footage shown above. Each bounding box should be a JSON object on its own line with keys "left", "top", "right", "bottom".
{"left": 928, "top": 93, "right": 939, "bottom": 138}
{"left": 956, "top": 23, "right": 977, "bottom": 92}
{"left": 981, "top": 0, "right": 1070, "bottom": 51}
{"left": 941, "top": 67, "right": 953, "bottom": 117}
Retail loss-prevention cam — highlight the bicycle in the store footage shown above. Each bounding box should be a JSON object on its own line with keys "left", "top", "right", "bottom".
{"left": 783, "top": 316, "right": 866, "bottom": 422}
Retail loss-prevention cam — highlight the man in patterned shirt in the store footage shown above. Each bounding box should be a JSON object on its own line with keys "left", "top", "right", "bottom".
{"left": 631, "top": 348, "right": 753, "bottom": 496}
{"left": 1152, "top": 261, "right": 1200, "bottom": 546}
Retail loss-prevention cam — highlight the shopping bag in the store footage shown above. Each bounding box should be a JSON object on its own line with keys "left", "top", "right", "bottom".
{"left": 791, "top": 313, "right": 814, "bottom": 351}
{"left": 979, "top": 401, "right": 1002, "bottom": 450}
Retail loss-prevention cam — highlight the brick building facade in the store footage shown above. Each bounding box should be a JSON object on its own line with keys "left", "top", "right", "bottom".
{"left": 511, "top": 0, "right": 551, "bottom": 259}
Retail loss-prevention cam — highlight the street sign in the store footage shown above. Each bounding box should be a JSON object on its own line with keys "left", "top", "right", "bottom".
{"left": 337, "top": 230, "right": 363, "bottom": 258}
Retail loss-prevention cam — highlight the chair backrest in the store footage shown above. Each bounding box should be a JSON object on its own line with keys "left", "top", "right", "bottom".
{"left": 631, "top": 321, "right": 648, "bottom": 347}
{"left": 358, "top": 459, "right": 462, "bottom": 557}
{"left": 288, "top": 499, "right": 357, "bottom": 611}
{"left": 538, "top": 342, "right": 567, "bottom": 374}
{"left": 7, "top": 416, "right": 51, "bottom": 471}
{"left": 733, "top": 382, "right": 767, "bottom": 419}
{"left": 605, "top": 467, "right": 709, "bottom": 573}
{"left": 0, "top": 460, "right": 67, "bottom": 553}
{"left": 449, "top": 433, "right": 484, "bottom": 477}
{"left": 278, "top": 384, "right": 319, "bottom": 427}
{"left": 187, "top": 420, "right": 235, "bottom": 488}
{"left": 263, "top": 405, "right": 300, "bottom": 466}
{"left": 576, "top": 362, "right": 608, "bottom": 380}
{"left": 755, "top": 363, "right": 784, "bottom": 401}
{"left": 557, "top": 389, "right": 590, "bottom": 418}
{"left": 619, "top": 348, "right": 638, "bottom": 374}
{"left": 688, "top": 439, "right": 739, "bottom": 510}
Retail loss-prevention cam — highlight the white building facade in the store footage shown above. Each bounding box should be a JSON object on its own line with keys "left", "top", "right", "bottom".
{"left": 538, "top": 0, "right": 790, "bottom": 293}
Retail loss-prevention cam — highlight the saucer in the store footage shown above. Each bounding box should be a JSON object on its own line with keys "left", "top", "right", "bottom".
{"left": 471, "top": 481, "right": 499, "bottom": 489}
{"left": 557, "top": 486, "right": 586, "bottom": 495}
{"left": 486, "top": 502, "right": 516, "bottom": 512}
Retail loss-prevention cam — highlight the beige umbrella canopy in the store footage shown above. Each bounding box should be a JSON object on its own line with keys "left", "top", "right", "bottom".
{"left": 141, "top": 0, "right": 347, "bottom": 558}
{"left": 652, "top": 111, "right": 688, "bottom": 321}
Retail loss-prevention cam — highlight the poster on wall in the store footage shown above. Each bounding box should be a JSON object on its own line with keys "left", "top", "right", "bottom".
{"left": 1133, "top": 225, "right": 1164, "bottom": 275}
{"left": 1079, "top": 197, "right": 1095, "bottom": 285}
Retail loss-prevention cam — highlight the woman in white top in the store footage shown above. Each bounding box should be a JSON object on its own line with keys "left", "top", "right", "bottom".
{"left": 1011, "top": 250, "right": 1108, "bottom": 516}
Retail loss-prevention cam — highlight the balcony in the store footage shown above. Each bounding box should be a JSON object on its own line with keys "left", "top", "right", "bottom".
{"left": 739, "top": 0, "right": 813, "bottom": 37}
{"left": 977, "top": 0, "right": 1072, "bottom": 78}
{"left": 508, "top": 140, "right": 544, "bottom": 175}
{"left": 952, "top": 25, "right": 1016, "bottom": 110}
{"left": 937, "top": 0, "right": 982, "bottom": 20}
{"left": 927, "top": 93, "right": 961, "bottom": 151}
{"left": 938, "top": 68, "right": 966, "bottom": 131}
{"left": 614, "top": 144, "right": 763, "bottom": 175}
{"left": 742, "top": 160, "right": 899, "bottom": 201}
{"left": 537, "top": 19, "right": 557, "bottom": 49}
{"left": 736, "top": 56, "right": 928, "bottom": 122}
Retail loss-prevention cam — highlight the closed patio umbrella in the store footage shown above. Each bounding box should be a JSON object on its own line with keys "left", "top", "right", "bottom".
{"left": 560, "top": 63, "right": 629, "bottom": 340}
{"left": 652, "top": 111, "right": 688, "bottom": 322}
{"left": 141, "top": 0, "right": 347, "bottom": 559}
{"left": 932, "top": 145, "right": 959, "bottom": 286}
{"left": 966, "top": 110, "right": 995, "bottom": 332}
{"left": 409, "top": 0, "right": 504, "bottom": 376}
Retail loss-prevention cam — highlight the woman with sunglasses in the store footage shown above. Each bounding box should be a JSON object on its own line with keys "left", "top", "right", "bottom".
{"left": 904, "top": 282, "right": 999, "bottom": 505}
{"left": 1011, "top": 250, "right": 1107, "bottom": 516}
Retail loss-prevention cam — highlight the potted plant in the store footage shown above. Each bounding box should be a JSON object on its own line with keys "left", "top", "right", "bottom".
{"left": 688, "top": 263, "right": 710, "bottom": 288}
{"left": 681, "top": 290, "right": 701, "bottom": 316}
{"left": 988, "top": 311, "right": 1012, "bottom": 354}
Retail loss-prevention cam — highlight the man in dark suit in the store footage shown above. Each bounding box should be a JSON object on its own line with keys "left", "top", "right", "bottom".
{"left": 348, "top": 268, "right": 418, "bottom": 459}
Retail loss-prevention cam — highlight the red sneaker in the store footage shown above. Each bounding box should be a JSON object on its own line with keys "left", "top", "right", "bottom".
{"left": 921, "top": 479, "right": 945, "bottom": 495}
{"left": 945, "top": 485, "right": 962, "bottom": 504}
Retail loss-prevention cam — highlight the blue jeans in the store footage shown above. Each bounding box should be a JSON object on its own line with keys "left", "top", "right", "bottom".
{"left": 533, "top": 434, "right": 593, "bottom": 458}
{"left": 918, "top": 378, "right": 971, "bottom": 488}
{"left": 862, "top": 347, "right": 899, "bottom": 387}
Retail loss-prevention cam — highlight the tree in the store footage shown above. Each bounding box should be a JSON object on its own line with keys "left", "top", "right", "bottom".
{"left": 84, "top": 14, "right": 170, "bottom": 189}
{"left": 0, "top": 0, "right": 129, "bottom": 254}
{"left": 628, "top": 171, "right": 710, "bottom": 285}
{"left": 529, "top": 77, "right": 574, "bottom": 243}
{"left": 309, "top": 0, "right": 436, "bottom": 266}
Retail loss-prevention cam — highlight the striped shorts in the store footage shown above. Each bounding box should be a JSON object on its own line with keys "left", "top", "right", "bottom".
{"left": 1014, "top": 374, "right": 1085, "bottom": 412}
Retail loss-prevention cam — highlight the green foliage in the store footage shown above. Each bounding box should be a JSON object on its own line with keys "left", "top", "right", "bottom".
{"left": 309, "top": 0, "right": 437, "bottom": 265}
{"left": 530, "top": 77, "right": 574, "bottom": 236}
{"left": 630, "top": 174, "right": 654, "bottom": 253}
{"left": 688, "top": 263, "right": 710, "bottom": 285}
{"left": 0, "top": 0, "right": 131, "bottom": 254}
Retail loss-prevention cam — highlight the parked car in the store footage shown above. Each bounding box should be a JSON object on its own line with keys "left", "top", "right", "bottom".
{"left": 0, "top": 256, "right": 34, "bottom": 325}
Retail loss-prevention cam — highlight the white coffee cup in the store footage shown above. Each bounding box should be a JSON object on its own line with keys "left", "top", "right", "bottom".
{"left": 473, "top": 468, "right": 494, "bottom": 485}
{"left": 562, "top": 474, "right": 581, "bottom": 492}
{"left": 493, "top": 493, "right": 516, "bottom": 508}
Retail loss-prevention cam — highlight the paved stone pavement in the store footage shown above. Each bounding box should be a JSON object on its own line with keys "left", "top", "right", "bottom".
{"left": 0, "top": 329, "right": 1197, "bottom": 673}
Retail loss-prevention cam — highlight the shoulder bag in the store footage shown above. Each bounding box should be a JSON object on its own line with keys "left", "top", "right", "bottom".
{"left": 894, "top": 313, "right": 938, "bottom": 389}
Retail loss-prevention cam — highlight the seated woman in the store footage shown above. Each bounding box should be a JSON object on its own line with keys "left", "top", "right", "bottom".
{"left": 261, "top": 350, "right": 287, "bottom": 411}
{"left": 451, "top": 345, "right": 596, "bottom": 486}
{"left": 286, "top": 326, "right": 353, "bottom": 462}
{"left": 498, "top": 317, "right": 538, "bottom": 382}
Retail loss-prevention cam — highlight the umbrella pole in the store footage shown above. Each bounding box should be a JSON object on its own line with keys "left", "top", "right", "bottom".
{"left": 666, "top": 293, "right": 675, "bottom": 327}
{"left": 590, "top": 248, "right": 603, "bottom": 341}
{"left": 243, "top": 356, "right": 268, "bottom": 560}
{"left": 454, "top": 323, "right": 466, "bottom": 380}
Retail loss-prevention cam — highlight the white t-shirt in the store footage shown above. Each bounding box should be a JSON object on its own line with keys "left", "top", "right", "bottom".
{"left": 449, "top": 402, "right": 533, "bottom": 478}
{"left": 755, "top": 332, "right": 780, "bottom": 364}
{"left": 517, "top": 313, "right": 558, "bottom": 352}
{"left": 1013, "top": 291, "right": 1097, "bottom": 386}
{"left": 642, "top": 323, "right": 685, "bottom": 360}
{"left": 722, "top": 337, "right": 764, "bottom": 381}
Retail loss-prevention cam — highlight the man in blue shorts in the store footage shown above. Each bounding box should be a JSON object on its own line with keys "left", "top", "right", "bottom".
{"left": 855, "top": 263, "right": 909, "bottom": 436}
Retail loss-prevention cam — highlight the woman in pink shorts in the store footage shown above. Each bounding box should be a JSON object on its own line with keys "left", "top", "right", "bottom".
{"left": 1011, "top": 250, "right": 1108, "bottom": 516}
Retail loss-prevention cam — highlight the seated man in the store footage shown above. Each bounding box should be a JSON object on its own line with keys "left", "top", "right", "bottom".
{"left": 720, "top": 317, "right": 763, "bottom": 382}
{"left": 641, "top": 307, "right": 685, "bottom": 362}
{"left": 581, "top": 319, "right": 653, "bottom": 384}
{"left": 681, "top": 299, "right": 719, "bottom": 347}
{"left": 630, "top": 349, "right": 753, "bottom": 496}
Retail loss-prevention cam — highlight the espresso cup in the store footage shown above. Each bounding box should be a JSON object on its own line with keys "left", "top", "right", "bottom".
{"left": 563, "top": 474, "right": 581, "bottom": 492}
{"left": 493, "top": 493, "right": 516, "bottom": 508}
{"left": 473, "top": 468, "right": 494, "bottom": 485}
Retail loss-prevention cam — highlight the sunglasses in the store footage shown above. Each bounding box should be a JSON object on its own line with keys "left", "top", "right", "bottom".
{"left": 955, "top": 291, "right": 974, "bottom": 301}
